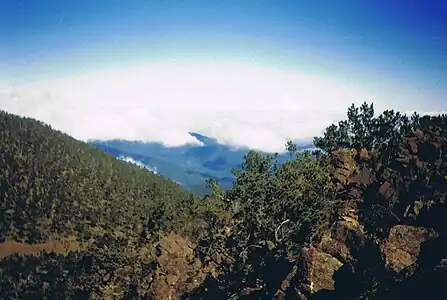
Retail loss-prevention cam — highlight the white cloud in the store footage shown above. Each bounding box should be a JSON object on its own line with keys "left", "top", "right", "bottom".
{"left": 117, "top": 156, "right": 158, "bottom": 174}
{"left": 1, "top": 61, "right": 444, "bottom": 153}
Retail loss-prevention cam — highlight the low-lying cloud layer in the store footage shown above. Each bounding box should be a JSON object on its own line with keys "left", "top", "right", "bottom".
{"left": 1, "top": 62, "right": 444, "bottom": 153}
{"left": 118, "top": 156, "right": 158, "bottom": 174}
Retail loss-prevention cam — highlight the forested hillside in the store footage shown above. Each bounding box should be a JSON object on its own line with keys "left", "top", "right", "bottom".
{"left": 1, "top": 103, "right": 447, "bottom": 299}
{"left": 0, "top": 110, "right": 220, "bottom": 298}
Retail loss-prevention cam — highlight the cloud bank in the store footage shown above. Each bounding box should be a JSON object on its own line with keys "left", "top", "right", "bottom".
{"left": 117, "top": 156, "right": 158, "bottom": 174}
{"left": 1, "top": 61, "right": 444, "bottom": 153}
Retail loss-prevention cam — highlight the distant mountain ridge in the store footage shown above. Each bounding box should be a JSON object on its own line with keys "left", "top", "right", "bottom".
{"left": 90, "top": 132, "right": 315, "bottom": 195}
{"left": 188, "top": 132, "right": 218, "bottom": 145}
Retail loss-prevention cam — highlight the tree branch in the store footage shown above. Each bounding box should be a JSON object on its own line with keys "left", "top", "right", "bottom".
{"left": 275, "top": 219, "right": 291, "bottom": 242}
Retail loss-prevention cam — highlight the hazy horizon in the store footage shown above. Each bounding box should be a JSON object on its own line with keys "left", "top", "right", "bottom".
{"left": 1, "top": 0, "right": 446, "bottom": 152}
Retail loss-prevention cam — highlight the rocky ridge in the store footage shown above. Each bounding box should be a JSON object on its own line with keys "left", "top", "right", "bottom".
{"left": 280, "top": 126, "right": 447, "bottom": 299}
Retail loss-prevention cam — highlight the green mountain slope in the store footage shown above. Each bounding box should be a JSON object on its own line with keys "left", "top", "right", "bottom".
{"left": 0, "top": 110, "right": 202, "bottom": 243}
{"left": 0, "top": 110, "right": 213, "bottom": 298}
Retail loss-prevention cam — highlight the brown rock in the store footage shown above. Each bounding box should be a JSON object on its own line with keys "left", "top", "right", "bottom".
{"left": 354, "top": 166, "right": 374, "bottom": 187}
{"left": 149, "top": 234, "right": 218, "bottom": 300}
{"left": 331, "top": 220, "right": 365, "bottom": 254}
{"left": 293, "top": 246, "right": 343, "bottom": 295}
{"left": 358, "top": 148, "right": 371, "bottom": 160}
{"left": 381, "top": 225, "right": 439, "bottom": 273}
{"left": 316, "top": 203, "right": 364, "bottom": 262}
{"left": 166, "top": 274, "right": 179, "bottom": 286}
{"left": 319, "top": 238, "right": 350, "bottom": 262}
{"left": 408, "top": 139, "right": 419, "bottom": 154}
{"left": 332, "top": 149, "right": 358, "bottom": 185}
{"left": 378, "top": 181, "right": 396, "bottom": 200}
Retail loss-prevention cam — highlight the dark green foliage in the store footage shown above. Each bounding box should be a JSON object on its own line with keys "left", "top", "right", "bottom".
{"left": 0, "top": 249, "right": 157, "bottom": 299}
{"left": 0, "top": 110, "right": 204, "bottom": 243}
{"left": 0, "top": 110, "right": 211, "bottom": 298}
{"left": 185, "top": 147, "right": 338, "bottom": 298}
{"left": 313, "top": 102, "right": 421, "bottom": 152}
{"left": 0, "top": 252, "right": 102, "bottom": 299}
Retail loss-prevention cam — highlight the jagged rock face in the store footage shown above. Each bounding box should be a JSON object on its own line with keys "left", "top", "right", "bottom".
{"left": 381, "top": 225, "right": 439, "bottom": 273}
{"left": 318, "top": 210, "right": 365, "bottom": 264}
{"left": 149, "top": 234, "right": 216, "bottom": 300}
{"left": 330, "top": 126, "right": 447, "bottom": 299}
{"left": 391, "top": 128, "right": 447, "bottom": 224}
{"left": 332, "top": 219, "right": 364, "bottom": 254}
{"left": 305, "top": 125, "right": 447, "bottom": 299}
{"left": 293, "top": 246, "right": 343, "bottom": 296}
{"left": 292, "top": 210, "right": 366, "bottom": 298}
{"left": 332, "top": 149, "right": 358, "bottom": 187}
{"left": 319, "top": 234, "right": 350, "bottom": 263}
{"left": 331, "top": 148, "right": 376, "bottom": 204}
{"left": 289, "top": 149, "right": 370, "bottom": 298}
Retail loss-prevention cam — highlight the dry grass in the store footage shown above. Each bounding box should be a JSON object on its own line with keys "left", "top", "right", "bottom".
{"left": 0, "top": 235, "right": 81, "bottom": 259}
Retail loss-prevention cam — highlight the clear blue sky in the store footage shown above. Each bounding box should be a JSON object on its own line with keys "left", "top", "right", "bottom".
{"left": 1, "top": 0, "right": 446, "bottom": 101}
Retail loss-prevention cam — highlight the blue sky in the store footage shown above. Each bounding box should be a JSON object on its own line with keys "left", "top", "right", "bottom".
{"left": 1, "top": 0, "right": 446, "bottom": 151}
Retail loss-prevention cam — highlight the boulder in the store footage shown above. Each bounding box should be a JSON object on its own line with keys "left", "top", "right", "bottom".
{"left": 332, "top": 149, "right": 358, "bottom": 186}
{"left": 149, "top": 234, "right": 217, "bottom": 300}
{"left": 381, "top": 225, "right": 438, "bottom": 273}
{"left": 293, "top": 246, "right": 343, "bottom": 296}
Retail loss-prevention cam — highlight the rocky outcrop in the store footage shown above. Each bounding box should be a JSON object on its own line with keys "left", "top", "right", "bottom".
{"left": 184, "top": 122, "right": 447, "bottom": 299}
{"left": 332, "top": 149, "right": 359, "bottom": 186}
{"left": 332, "top": 148, "right": 375, "bottom": 192}
{"left": 381, "top": 225, "right": 438, "bottom": 273}
{"left": 288, "top": 149, "right": 370, "bottom": 298}
{"left": 298, "top": 125, "right": 447, "bottom": 299}
{"left": 292, "top": 206, "right": 365, "bottom": 297}
{"left": 294, "top": 219, "right": 364, "bottom": 294}
{"left": 149, "top": 234, "right": 217, "bottom": 300}
{"left": 293, "top": 246, "right": 343, "bottom": 297}
{"left": 321, "top": 125, "right": 447, "bottom": 299}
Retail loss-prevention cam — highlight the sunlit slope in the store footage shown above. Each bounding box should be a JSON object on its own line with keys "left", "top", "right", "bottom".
{"left": 0, "top": 110, "right": 197, "bottom": 244}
